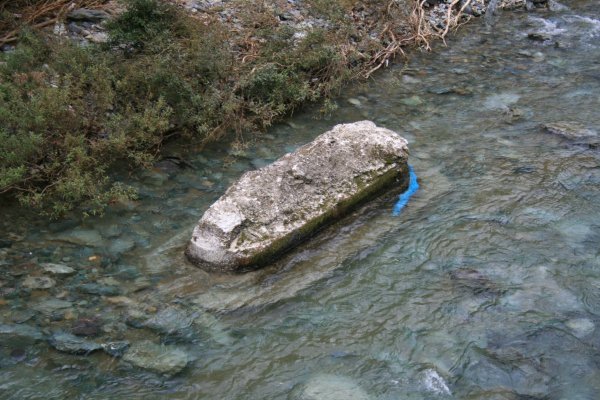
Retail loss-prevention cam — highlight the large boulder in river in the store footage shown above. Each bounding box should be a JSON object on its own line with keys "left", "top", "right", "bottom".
{"left": 186, "top": 121, "right": 409, "bottom": 272}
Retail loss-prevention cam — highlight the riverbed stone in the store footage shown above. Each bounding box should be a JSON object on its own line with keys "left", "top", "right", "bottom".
{"left": 297, "top": 374, "right": 370, "bottom": 400}
{"left": 108, "top": 237, "right": 136, "bottom": 255}
{"left": 186, "top": 121, "right": 409, "bottom": 272}
{"left": 71, "top": 317, "right": 102, "bottom": 337}
{"left": 143, "top": 306, "right": 195, "bottom": 338}
{"left": 9, "top": 261, "right": 37, "bottom": 277}
{"left": 78, "top": 283, "right": 121, "bottom": 296}
{"left": 565, "top": 318, "right": 595, "bottom": 338}
{"left": 542, "top": 121, "right": 596, "bottom": 140}
{"left": 122, "top": 340, "right": 190, "bottom": 375}
{"left": 11, "top": 310, "right": 36, "bottom": 324}
{"left": 0, "top": 324, "right": 44, "bottom": 341}
{"left": 449, "top": 268, "right": 500, "bottom": 295}
{"left": 32, "top": 298, "right": 73, "bottom": 316}
{"left": 55, "top": 228, "right": 104, "bottom": 247}
{"left": 105, "top": 296, "right": 137, "bottom": 307}
{"left": 400, "top": 95, "right": 423, "bottom": 106}
{"left": 102, "top": 341, "right": 130, "bottom": 357}
{"left": 48, "top": 331, "right": 103, "bottom": 354}
{"left": 21, "top": 276, "right": 56, "bottom": 290}
{"left": 40, "top": 263, "right": 76, "bottom": 276}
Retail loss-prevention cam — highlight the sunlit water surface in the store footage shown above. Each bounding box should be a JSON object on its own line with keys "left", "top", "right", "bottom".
{"left": 1, "top": 1, "right": 600, "bottom": 398}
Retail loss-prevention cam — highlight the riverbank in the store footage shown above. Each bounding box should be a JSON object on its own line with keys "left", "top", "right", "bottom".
{"left": 1, "top": 0, "right": 535, "bottom": 217}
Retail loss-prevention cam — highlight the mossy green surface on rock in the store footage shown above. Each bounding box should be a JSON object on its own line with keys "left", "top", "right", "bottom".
{"left": 237, "top": 164, "right": 409, "bottom": 271}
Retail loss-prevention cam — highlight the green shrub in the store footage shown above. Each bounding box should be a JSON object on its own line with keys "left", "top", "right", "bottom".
{"left": 0, "top": 0, "right": 412, "bottom": 217}
{"left": 106, "top": 0, "right": 180, "bottom": 50}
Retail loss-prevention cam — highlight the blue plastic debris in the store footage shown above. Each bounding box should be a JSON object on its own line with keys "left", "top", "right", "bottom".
{"left": 392, "top": 165, "right": 419, "bottom": 216}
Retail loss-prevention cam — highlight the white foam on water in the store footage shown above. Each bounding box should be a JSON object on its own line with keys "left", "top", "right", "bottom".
{"left": 565, "top": 15, "right": 600, "bottom": 38}
{"left": 566, "top": 318, "right": 595, "bottom": 338}
{"left": 422, "top": 369, "right": 452, "bottom": 396}
{"left": 483, "top": 92, "right": 520, "bottom": 110}
{"left": 528, "top": 16, "right": 567, "bottom": 36}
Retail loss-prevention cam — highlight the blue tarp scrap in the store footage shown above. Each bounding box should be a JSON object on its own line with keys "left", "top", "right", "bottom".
{"left": 392, "top": 165, "right": 419, "bottom": 216}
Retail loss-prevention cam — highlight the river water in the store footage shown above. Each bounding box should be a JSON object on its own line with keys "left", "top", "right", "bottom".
{"left": 2, "top": 1, "right": 600, "bottom": 398}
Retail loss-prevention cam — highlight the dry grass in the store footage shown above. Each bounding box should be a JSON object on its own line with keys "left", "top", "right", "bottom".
{"left": 0, "top": 0, "right": 112, "bottom": 46}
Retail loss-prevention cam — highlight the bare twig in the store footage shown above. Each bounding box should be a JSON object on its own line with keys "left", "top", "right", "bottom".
{"left": 0, "top": 0, "right": 108, "bottom": 47}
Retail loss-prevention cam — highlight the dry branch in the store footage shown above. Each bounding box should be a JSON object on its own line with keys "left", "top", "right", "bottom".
{"left": 0, "top": 0, "right": 108, "bottom": 47}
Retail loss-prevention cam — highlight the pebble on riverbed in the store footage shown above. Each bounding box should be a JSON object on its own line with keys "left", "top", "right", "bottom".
{"left": 122, "top": 340, "right": 190, "bottom": 376}
{"left": 0, "top": 323, "right": 44, "bottom": 342}
{"left": 78, "top": 283, "right": 121, "bottom": 296}
{"left": 449, "top": 268, "right": 501, "bottom": 296}
{"left": 71, "top": 317, "right": 103, "bottom": 337}
{"left": 143, "top": 306, "right": 196, "bottom": 339}
{"left": 21, "top": 276, "right": 56, "bottom": 290}
{"left": 542, "top": 121, "right": 597, "bottom": 140}
{"left": 31, "top": 298, "right": 73, "bottom": 317}
{"left": 48, "top": 331, "right": 103, "bottom": 355}
{"left": 101, "top": 341, "right": 130, "bottom": 357}
{"left": 295, "top": 374, "right": 370, "bottom": 400}
{"left": 40, "top": 263, "right": 76, "bottom": 276}
{"left": 565, "top": 318, "right": 595, "bottom": 338}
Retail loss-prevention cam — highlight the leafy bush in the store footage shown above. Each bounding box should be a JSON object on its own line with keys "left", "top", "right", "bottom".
{"left": 0, "top": 0, "right": 414, "bottom": 217}
{"left": 0, "top": 35, "right": 137, "bottom": 217}
{"left": 106, "top": 0, "right": 180, "bottom": 50}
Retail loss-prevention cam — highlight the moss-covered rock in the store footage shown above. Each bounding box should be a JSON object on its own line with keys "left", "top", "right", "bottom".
{"left": 186, "top": 121, "right": 409, "bottom": 272}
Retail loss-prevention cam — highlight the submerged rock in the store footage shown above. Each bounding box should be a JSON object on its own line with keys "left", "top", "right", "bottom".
{"left": 55, "top": 228, "right": 104, "bottom": 247}
{"left": 527, "top": 32, "right": 551, "bottom": 41}
{"left": 565, "top": 318, "right": 595, "bottom": 338}
{"left": 186, "top": 121, "right": 409, "bottom": 272}
{"left": 102, "top": 341, "right": 130, "bottom": 357}
{"left": 143, "top": 306, "right": 195, "bottom": 338}
{"left": 141, "top": 305, "right": 232, "bottom": 345}
{"left": 40, "top": 263, "right": 76, "bottom": 276}
{"left": 48, "top": 331, "right": 103, "bottom": 354}
{"left": 0, "top": 323, "right": 44, "bottom": 341}
{"left": 71, "top": 317, "right": 102, "bottom": 337}
{"left": 542, "top": 121, "right": 597, "bottom": 140}
{"left": 32, "top": 298, "right": 73, "bottom": 316}
{"left": 108, "top": 238, "right": 136, "bottom": 255}
{"left": 296, "top": 374, "right": 370, "bottom": 400}
{"left": 122, "top": 340, "right": 190, "bottom": 376}
{"left": 449, "top": 268, "right": 500, "bottom": 295}
{"left": 78, "top": 283, "right": 121, "bottom": 296}
{"left": 21, "top": 276, "right": 56, "bottom": 290}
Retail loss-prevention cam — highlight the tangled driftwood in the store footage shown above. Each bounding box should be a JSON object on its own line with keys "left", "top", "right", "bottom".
{"left": 0, "top": 0, "right": 108, "bottom": 47}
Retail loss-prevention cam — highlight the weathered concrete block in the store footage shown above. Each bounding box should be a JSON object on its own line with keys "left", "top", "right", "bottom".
{"left": 186, "top": 121, "right": 409, "bottom": 272}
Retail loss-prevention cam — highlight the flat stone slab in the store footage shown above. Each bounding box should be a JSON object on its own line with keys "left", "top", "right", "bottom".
{"left": 186, "top": 121, "right": 409, "bottom": 272}
{"left": 542, "top": 121, "right": 597, "bottom": 140}
{"left": 122, "top": 341, "right": 190, "bottom": 376}
{"left": 297, "top": 374, "right": 371, "bottom": 400}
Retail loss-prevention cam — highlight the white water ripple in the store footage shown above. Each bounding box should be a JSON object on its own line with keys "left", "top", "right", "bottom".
{"left": 422, "top": 369, "right": 452, "bottom": 396}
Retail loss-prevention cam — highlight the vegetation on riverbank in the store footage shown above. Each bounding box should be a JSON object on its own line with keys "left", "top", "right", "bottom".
{"left": 0, "top": 0, "right": 468, "bottom": 217}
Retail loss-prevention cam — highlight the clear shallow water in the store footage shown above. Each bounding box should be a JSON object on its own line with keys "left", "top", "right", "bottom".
{"left": 2, "top": 1, "right": 600, "bottom": 398}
